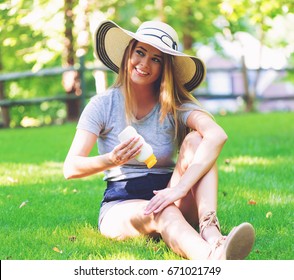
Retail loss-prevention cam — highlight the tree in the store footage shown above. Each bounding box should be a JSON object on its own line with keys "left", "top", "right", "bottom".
{"left": 1, "top": 0, "right": 293, "bottom": 127}
{"left": 0, "top": 0, "right": 45, "bottom": 127}
{"left": 0, "top": 0, "right": 66, "bottom": 127}
{"left": 0, "top": 46, "right": 9, "bottom": 127}
{"left": 219, "top": 0, "right": 293, "bottom": 111}
{"left": 165, "top": 0, "right": 220, "bottom": 54}
{"left": 63, "top": 0, "right": 81, "bottom": 121}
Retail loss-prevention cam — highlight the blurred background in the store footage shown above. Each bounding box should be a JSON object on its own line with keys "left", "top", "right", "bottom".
{"left": 0, "top": 0, "right": 293, "bottom": 128}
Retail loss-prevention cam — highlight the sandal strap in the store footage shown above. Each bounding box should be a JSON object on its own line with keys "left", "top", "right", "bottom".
{"left": 199, "top": 211, "right": 221, "bottom": 238}
{"left": 208, "top": 236, "right": 226, "bottom": 260}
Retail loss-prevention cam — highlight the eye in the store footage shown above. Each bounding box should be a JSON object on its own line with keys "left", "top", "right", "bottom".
{"left": 152, "top": 57, "right": 162, "bottom": 64}
{"left": 135, "top": 50, "right": 145, "bottom": 56}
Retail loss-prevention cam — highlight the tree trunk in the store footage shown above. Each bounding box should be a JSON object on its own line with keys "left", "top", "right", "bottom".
{"left": 63, "top": 0, "right": 80, "bottom": 121}
{"left": 183, "top": 33, "right": 193, "bottom": 51}
{"left": 250, "top": 26, "right": 265, "bottom": 112}
{"left": 241, "top": 23, "right": 265, "bottom": 112}
{"left": 182, "top": 6, "right": 194, "bottom": 54}
{"left": 155, "top": 0, "right": 165, "bottom": 22}
{"left": 241, "top": 55, "right": 254, "bottom": 112}
{"left": 0, "top": 47, "right": 10, "bottom": 127}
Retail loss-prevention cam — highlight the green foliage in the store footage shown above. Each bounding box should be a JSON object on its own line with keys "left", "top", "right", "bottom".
{"left": 0, "top": 113, "right": 293, "bottom": 260}
{"left": 0, "top": 0, "right": 64, "bottom": 72}
{"left": 0, "top": 0, "right": 66, "bottom": 127}
{"left": 4, "top": 74, "right": 64, "bottom": 127}
{"left": 218, "top": 0, "right": 292, "bottom": 43}
{"left": 2, "top": 0, "right": 293, "bottom": 69}
{"left": 0, "top": 0, "right": 293, "bottom": 127}
{"left": 166, "top": 0, "right": 220, "bottom": 45}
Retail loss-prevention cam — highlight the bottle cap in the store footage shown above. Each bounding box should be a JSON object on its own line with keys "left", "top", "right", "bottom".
{"left": 145, "top": 154, "right": 157, "bottom": 169}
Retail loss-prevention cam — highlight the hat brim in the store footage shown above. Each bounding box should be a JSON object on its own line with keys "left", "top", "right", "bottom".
{"left": 94, "top": 20, "right": 206, "bottom": 92}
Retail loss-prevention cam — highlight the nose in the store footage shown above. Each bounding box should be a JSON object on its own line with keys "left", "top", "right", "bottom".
{"left": 139, "top": 56, "right": 149, "bottom": 68}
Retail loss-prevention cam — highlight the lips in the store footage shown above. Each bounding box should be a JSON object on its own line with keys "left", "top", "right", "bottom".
{"left": 135, "top": 67, "right": 149, "bottom": 76}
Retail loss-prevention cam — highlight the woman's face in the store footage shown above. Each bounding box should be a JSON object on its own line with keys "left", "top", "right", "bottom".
{"left": 129, "top": 42, "right": 163, "bottom": 87}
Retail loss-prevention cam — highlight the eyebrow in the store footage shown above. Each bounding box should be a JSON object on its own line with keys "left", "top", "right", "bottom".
{"left": 137, "top": 46, "right": 163, "bottom": 59}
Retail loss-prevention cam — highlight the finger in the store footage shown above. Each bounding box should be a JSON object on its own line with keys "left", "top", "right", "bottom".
{"left": 111, "top": 148, "right": 128, "bottom": 164}
{"left": 119, "top": 137, "right": 136, "bottom": 149}
{"left": 145, "top": 199, "right": 169, "bottom": 215}
{"left": 153, "top": 201, "right": 169, "bottom": 214}
{"left": 128, "top": 138, "right": 142, "bottom": 153}
{"left": 128, "top": 137, "right": 141, "bottom": 148}
{"left": 112, "top": 137, "right": 136, "bottom": 157}
{"left": 123, "top": 142, "right": 142, "bottom": 161}
{"left": 144, "top": 196, "right": 163, "bottom": 215}
{"left": 120, "top": 137, "right": 141, "bottom": 156}
{"left": 127, "top": 143, "right": 142, "bottom": 157}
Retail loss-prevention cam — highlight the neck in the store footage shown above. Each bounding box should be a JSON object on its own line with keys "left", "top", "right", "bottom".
{"left": 129, "top": 83, "right": 159, "bottom": 119}
{"left": 131, "top": 83, "right": 158, "bottom": 106}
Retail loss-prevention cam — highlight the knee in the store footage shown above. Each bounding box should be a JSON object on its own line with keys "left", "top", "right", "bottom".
{"left": 181, "top": 131, "right": 202, "bottom": 153}
{"left": 178, "top": 131, "right": 203, "bottom": 170}
{"left": 154, "top": 204, "right": 183, "bottom": 231}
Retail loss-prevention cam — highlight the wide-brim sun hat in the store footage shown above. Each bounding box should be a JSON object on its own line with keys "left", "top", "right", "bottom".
{"left": 93, "top": 20, "right": 206, "bottom": 92}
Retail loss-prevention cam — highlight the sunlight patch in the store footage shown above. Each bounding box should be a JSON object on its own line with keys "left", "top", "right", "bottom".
{"left": 220, "top": 156, "right": 278, "bottom": 173}
{"left": 105, "top": 252, "right": 138, "bottom": 260}
{"left": 0, "top": 161, "right": 102, "bottom": 187}
{"left": 231, "top": 156, "right": 275, "bottom": 166}
{"left": 219, "top": 165, "right": 236, "bottom": 173}
{"left": 0, "top": 162, "right": 64, "bottom": 186}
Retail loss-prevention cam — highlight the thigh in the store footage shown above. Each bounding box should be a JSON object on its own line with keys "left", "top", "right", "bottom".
{"left": 174, "top": 190, "right": 199, "bottom": 228}
{"left": 167, "top": 131, "right": 203, "bottom": 227}
{"left": 99, "top": 199, "right": 159, "bottom": 240}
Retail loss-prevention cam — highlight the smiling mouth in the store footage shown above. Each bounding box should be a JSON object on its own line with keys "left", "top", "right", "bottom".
{"left": 135, "top": 67, "right": 149, "bottom": 76}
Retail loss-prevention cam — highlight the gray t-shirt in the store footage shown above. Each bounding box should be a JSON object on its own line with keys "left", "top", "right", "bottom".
{"left": 77, "top": 87, "right": 209, "bottom": 181}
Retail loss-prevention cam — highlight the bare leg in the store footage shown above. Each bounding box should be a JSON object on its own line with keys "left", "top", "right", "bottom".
{"left": 155, "top": 204, "right": 212, "bottom": 259}
{"left": 169, "top": 131, "right": 255, "bottom": 259}
{"left": 169, "top": 131, "right": 223, "bottom": 244}
{"left": 99, "top": 131, "right": 255, "bottom": 259}
{"left": 99, "top": 199, "right": 213, "bottom": 259}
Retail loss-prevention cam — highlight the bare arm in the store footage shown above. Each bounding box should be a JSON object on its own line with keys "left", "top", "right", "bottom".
{"left": 176, "top": 110, "right": 228, "bottom": 194}
{"left": 63, "top": 129, "right": 141, "bottom": 179}
{"left": 144, "top": 110, "right": 228, "bottom": 214}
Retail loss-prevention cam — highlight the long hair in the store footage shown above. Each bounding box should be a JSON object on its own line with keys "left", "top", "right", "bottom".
{"left": 113, "top": 39, "right": 204, "bottom": 148}
{"left": 113, "top": 39, "right": 140, "bottom": 123}
{"left": 159, "top": 53, "right": 203, "bottom": 146}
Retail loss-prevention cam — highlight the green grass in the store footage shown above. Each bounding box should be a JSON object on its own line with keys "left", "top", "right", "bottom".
{"left": 0, "top": 112, "right": 293, "bottom": 260}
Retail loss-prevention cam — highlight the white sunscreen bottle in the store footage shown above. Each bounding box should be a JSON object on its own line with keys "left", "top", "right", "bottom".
{"left": 118, "top": 126, "right": 157, "bottom": 168}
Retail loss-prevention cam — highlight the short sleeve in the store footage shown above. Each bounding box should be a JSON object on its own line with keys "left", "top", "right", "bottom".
{"left": 77, "top": 95, "right": 106, "bottom": 137}
{"left": 178, "top": 102, "right": 213, "bottom": 126}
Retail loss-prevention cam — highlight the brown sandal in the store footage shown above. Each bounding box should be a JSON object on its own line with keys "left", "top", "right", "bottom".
{"left": 199, "top": 211, "right": 221, "bottom": 239}
{"left": 209, "top": 222, "right": 255, "bottom": 260}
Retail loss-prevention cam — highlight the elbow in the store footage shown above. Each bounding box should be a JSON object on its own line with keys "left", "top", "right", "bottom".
{"left": 217, "top": 128, "right": 228, "bottom": 146}
{"left": 63, "top": 162, "right": 74, "bottom": 180}
{"left": 63, "top": 169, "right": 71, "bottom": 180}
{"left": 63, "top": 172, "right": 71, "bottom": 180}
{"left": 220, "top": 129, "right": 228, "bottom": 143}
{"left": 207, "top": 127, "right": 228, "bottom": 147}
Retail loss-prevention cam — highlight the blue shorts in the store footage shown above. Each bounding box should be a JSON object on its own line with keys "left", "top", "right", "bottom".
{"left": 98, "top": 173, "right": 172, "bottom": 228}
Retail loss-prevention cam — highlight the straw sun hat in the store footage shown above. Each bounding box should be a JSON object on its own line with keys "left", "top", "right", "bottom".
{"left": 94, "top": 20, "right": 206, "bottom": 92}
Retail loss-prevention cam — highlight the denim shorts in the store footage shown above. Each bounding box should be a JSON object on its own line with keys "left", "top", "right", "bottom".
{"left": 98, "top": 173, "right": 173, "bottom": 228}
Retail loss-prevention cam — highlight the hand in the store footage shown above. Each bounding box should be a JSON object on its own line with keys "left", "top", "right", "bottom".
{"left": 109, "top": 137, "right": 142, "bottom": 166}
{"left": 144, "top": 187, "right": 186, "bottom": 215}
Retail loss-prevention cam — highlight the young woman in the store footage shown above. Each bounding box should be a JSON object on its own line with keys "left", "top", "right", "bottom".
{"left": 63, "top": 20, "right": 255, "bottom": 260}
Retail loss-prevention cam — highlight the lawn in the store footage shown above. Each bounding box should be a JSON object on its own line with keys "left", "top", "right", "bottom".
{"left": 0, "top": 112, "right": 293, "bottom": 260}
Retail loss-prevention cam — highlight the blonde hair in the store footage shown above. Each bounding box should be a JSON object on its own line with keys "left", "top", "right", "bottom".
{"left": 113, "top": 39, "right": 203, "bottom": 147}
{"left": 113, "top": 39, "right": 139, "bottom": 123}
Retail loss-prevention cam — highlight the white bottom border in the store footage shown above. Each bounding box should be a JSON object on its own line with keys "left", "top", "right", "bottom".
{"left": 1, "top": 260, "right": 293, "bottom": 280}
